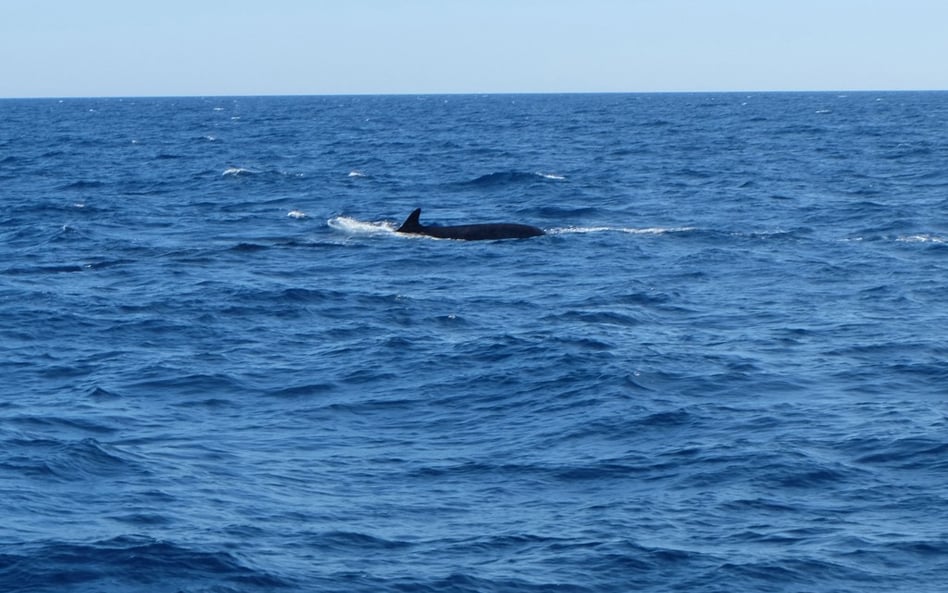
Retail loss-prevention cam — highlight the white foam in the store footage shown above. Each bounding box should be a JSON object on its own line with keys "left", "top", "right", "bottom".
{"left": 327, "top": 216, "right": 397, "bottom": 235}
{"left": 897, "top": 234, "right": 946, "bottom": 244}
{"left": 536, "top": 172, "right": 566, "bottom": 180}
{"left": 222, "top": 167, "right": 255, "bottom": 176}
{"left": 550, "top": 226, "right": 695, "bottom": 235}
{"left": 287, "top": 210, "right": 307, "bottom": 219}
{"left": 347, "top": 170, "right": 367, "bottom": 178}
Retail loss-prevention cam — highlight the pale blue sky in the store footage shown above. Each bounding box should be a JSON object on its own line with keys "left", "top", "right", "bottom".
{"left": 2, "top": 0, "right": 946, "bottom": 97}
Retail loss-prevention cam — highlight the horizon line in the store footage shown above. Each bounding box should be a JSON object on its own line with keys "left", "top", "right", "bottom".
{"left": 3, "top": 87, "right": 947, "bottom": 101}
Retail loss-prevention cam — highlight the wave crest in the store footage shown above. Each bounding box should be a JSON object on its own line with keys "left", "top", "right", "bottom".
{"left": 3, "top": 536, "right": 290, "bottom": 590}
{"left": 459, "top": 171, "right": 566, "bottom": 187}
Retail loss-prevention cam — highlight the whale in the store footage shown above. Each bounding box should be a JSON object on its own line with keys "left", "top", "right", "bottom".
{"left": 395, "top": 208, "right": 545, "bottom": 241}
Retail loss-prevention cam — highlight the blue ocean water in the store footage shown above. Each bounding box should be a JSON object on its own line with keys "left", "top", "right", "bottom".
{"left": 1, "top": 92, "right": 947, "bottom": 592}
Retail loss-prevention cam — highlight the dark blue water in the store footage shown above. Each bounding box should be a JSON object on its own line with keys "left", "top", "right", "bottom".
{"left": 2, "top": 93, "right": 947, "bottom": 592}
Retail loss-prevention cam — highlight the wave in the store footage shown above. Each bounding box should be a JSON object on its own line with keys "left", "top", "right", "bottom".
{"left": 266, "top": 382, "right": 337, "bottom": 398}
{"left": 845, "top": 233, "right": 947, "bottom": 244}
{"left": 0, "top": 536, "right": 290, "bottom": 592}
{"left": 529, "top": 205, "right": 600, "bottom": 218}
{"left": 458, "top": 170, "right": 566, "bottom": 187}
{"left": 4, "top": 263, "right": 87, "bottom": 275}
{"left": 5, "top": 258, "right": 137, "bottom": 275}
{"left": 854, "top": 436, "right": 948, "bottom": 469}
{"left": 2, "top": 437, "right": 141, "bottom": 482}
{"left": 230, "top": 242, "right": 271, "bottom": 252}
{"left": 85, "top": 385, "right": 121, "bottom": 400}
{"left": 896, "top": 233, "right": 946, "bottom": 244}
{"left": 57, "top": 180, "right": 105, "bottom": 191}
{"left": 305, "top": 530, "right": 413, "bottom": 552}
{"left": 221, "top": 166, "right": 258, "bottom": 176}
{"left": 220, "top": 166, "right": 305, "bottom": 179}
{"left": 536, "top": 171, "right": 566, "bottom": 180}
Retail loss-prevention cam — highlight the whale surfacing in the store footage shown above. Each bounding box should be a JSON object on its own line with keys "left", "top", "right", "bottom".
{"left": 395, "top": 208, "right": 544, "bottom": 241}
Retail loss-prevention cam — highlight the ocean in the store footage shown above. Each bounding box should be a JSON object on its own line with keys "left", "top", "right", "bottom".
{"left": 1, "top": 92, "right": 946, "bottom": 592}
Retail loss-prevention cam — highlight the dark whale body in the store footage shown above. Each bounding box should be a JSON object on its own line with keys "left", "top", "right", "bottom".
{"left": 395, "top": 208, "right": 545, "bottom": 241}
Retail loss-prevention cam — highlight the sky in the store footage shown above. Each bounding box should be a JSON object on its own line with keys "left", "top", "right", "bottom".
{"left": 1, "top": 0, "right": 947, "bottom": 98}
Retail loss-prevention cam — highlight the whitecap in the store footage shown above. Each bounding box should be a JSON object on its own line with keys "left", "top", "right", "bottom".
{"left": 287, "top": 210, "right": 307, "bottom": 219}
{"left": 222, "top": 167, "right": 253, "bottom": 176}
{"left": 348, "top": 170, "right": 367, "bottom": 178}
{"left": 536, "top": 172, "right": 566, "bottom": 180}
{"left": 897, "top": 234, "right": 945, "bottom": 244}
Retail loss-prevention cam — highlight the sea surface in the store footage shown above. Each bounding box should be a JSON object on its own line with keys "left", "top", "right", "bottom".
{"left": 1, "top": 92, "right": 947, "bottom": 592}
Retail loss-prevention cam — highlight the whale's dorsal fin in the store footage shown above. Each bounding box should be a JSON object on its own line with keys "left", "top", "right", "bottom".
{"left": 396, "top": 208, "right": 423, "bottom": 233}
